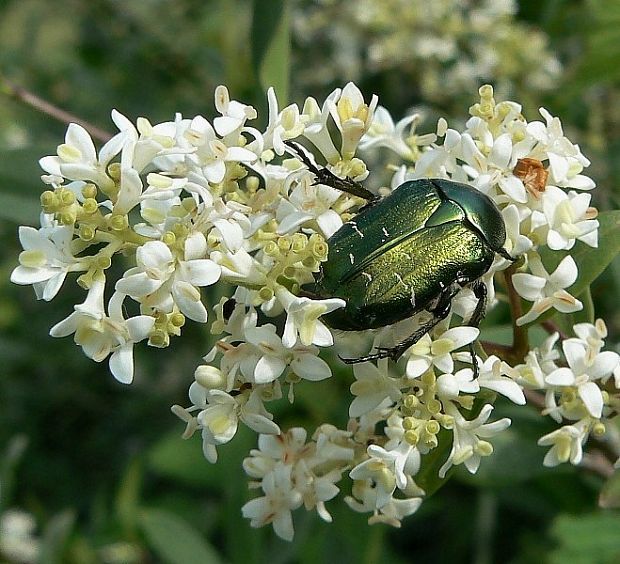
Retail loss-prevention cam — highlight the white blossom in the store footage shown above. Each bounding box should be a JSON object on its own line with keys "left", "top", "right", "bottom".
{"left": 49, "top": 278, "right": 154, "bottom": 383}
{"left": 512, "top": 255, "right": 582, "bottom": 325}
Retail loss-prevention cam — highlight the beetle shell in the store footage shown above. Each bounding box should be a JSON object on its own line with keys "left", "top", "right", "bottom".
{"left": 314, "top": 178, "right": 506, "bottom": 331}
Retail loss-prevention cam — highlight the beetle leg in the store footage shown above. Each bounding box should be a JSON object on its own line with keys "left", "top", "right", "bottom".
{"left": 497, "top": 247, "right": 518, "bottom": 262}
{"left": 340, "top": 286, "right": 456, "bottom": 364}
{"left": 284, "top": 141, "right": 377, "bottom": 202}
{"left": 465, "top": 280, "right": 489, "bottom": 378}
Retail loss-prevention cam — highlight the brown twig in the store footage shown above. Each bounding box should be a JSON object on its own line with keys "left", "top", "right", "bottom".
{"left": 580, "top": 450, "right": 616, "bottom": 480}
{"left": 1, "top": 73, "right": 113, "bottom": 143}
{"left": 523, "top": 389, "right": 546, "bottom": 409}
{"left": 503, "top": 264, "right": 529, "bottom": 365}
{"left": 541, "top": 319, "right": 568, "bottom": 340}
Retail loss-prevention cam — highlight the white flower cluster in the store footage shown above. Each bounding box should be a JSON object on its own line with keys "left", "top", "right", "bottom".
{"left": 294, "top": 0, "right": 560, "bottom": 104}
{"left": 241, "top": 426, "right": 354, "bottom": 541}
{"left": 407, "top": 84, "right": 599, "bottom": 326}
{"left": 11, "top": 82, "right": 620, "bottom": 540}
{"left": 0, "top": 510, "right": 39, "bottom": 564}
{"left": 515, "top": 320, "right": 620, "bottom": 467}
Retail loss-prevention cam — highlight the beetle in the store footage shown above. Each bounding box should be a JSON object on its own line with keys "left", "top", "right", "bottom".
{"left": 286, "top": 141, "right": 515, "bottom": 368}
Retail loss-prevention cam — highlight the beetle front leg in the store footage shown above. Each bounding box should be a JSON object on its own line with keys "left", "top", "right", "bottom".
{"left": 466, "top": 280, "right": 488, "bottom": 378}
{"left": 285, "top": 141, "right": 377, "bottom": 202}
{"left": 498, "top": 247, "right": 518, "bottom": 262}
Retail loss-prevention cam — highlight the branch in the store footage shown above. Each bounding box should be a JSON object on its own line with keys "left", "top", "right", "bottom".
{"left": 580, "top": 450, "right": 616, "bottom": 480}
{"left": 1, "top": 73, "right": 113, "bottom": 143}
{"left": 503, "top": 264, "right": 529, "bottom": 364}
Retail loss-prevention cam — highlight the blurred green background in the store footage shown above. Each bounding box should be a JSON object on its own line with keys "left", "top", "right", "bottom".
{"left": 2, "top": 0, "right": 620, "bottom": 562}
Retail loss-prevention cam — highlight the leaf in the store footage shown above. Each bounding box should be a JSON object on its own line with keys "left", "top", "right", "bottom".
{"left": 115, "top": 457, "right": 143, "bottom": 535}
{"left": 0, "top": 435, "right": 28, "bottom": 512}
{"left": 0, "top": 191, "right": 42, "bottom": 224}
{"left": 572, "top": 0, "right": 620, "bottom": 87}
{"left": 148, "top": 433, "right": 214, "bottom": 487}
{"left": 0, "top": 146, "right": 50, "bottom": 224}
{"left": 251, "top": 0, "right": 290, "bottom": 104}
{"left": 550, "top": 513, "right": 620, "bottom": 564}
{"left": 414, "top": 428, "right": 452, "bottom": 495}
{"left": 38, "top": 510, "right": 76, "bottom": 564}
{"left": 139, "top": 508, "right": 223, "bottom": 564}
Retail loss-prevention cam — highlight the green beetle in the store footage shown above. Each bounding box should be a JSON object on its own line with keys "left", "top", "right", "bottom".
{"left": 288, "top": 142, "right": 514, "bottom": 365}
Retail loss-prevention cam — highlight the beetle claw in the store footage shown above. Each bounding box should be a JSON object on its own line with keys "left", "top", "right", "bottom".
{"left": 338, "top": 345, "right": 404, "bottom": 364}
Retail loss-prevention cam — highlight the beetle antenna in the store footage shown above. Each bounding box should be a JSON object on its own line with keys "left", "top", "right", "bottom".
{"left": 284, "top": 140, "right": 377, "bottom": 202}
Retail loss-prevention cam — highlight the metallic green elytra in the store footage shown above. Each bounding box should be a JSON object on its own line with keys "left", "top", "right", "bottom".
{"left": 316, "top": 177, "right": 506, "bottom": 330}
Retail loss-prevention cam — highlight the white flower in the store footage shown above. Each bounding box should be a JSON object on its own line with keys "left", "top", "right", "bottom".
{"left": 439, "top": 403, "right": 511, "bottom": 478}
{"left": 185, "top": 115, "right": 257, "bottom": 183}
{"left": 528, "top": 108, "right": 595, "bottom": 191}
{"left": 11, "top": 224, "right": 81, "bottom": 301}
{"left": 112, "top": 110, "right": 184, "bottom": 174}
{"left": 39, "top": 123, "right": 125, "bottom": 191}
{"left": 349, "top": 442, "right": 417, "bottom": 508}
{"left": 327, "top": 82, "right": 378, "bottom": 159}
{"left": 211, "top": 248, "right": 268, "bottom": 288}
{"left": 244, "top": 428, "right": 310, "bottom": 476}
{"left": 49, "top": 278, "right": 154, "bottom": 383}
{"left": 213, "top": 85, "right": 257, "bottom": 137}
{"left": 241, "top": 324, "right": 332, "bottom": 384}
{"left": 116, "top": 236, "right": 221, "bottom": 322}
{"left": 360, "top": 108, "right": 435, "bottom": 159}
{"left": 276, "top": 173, "right": 343, "bottom": 238}
{"left": 512, "top": 254, "right": 582, "bottom": 325}
{"left": 476, "top": 356, "right": 526, "bottom": 405}
{"left": 436, "top": 368, "right": 479, "bottom": 401}
{"left": 344, "top": 480, "right": 423, "bottom": 527}
{"left": 405, "top": 326, "right": 479, "bottom": 379}
{"left": 536, "top": 186, "right": 598, "bottom": 250}
{"left": 241, "top": 464, "right": 302, "bottom": 541}
{"left": 538, "top": 422, "right": 588, "bottom": 466}
{"left": 545, "top": 338, "right": 619, "bottom": 418}
{"left": 262, "top": 88, "right": 305, "bottom": 155}
{"left": 349, "top": 360, "right": 402, "bottom": 417}
{"left": 0, "top": 509, "right": 40, "bottom": 563}
{"left": 195, "top": 388, "right": 280, "bottom": 448}
{"left": 459, "top": 132, "right": 528, "bottom": 203}
{"left": 502, "top": 204, "right": 533, "bottom": 258}
{"left": 276, "top": 286, "right": 345, "bottom": 348}
{"left": 301, "top": 90, "right": 341, "bottom": 164}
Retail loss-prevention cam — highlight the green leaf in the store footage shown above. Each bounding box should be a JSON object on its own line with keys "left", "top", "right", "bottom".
{"left": 251, "top": 0, "right": 290, "bottom": 104}
{"left": 415, "top": 428, "right": 452, "bottom": 495}
{"left": 0, "top": 191, "right": 42, "bottom": 224}
{"left": 115, "top": 457, "right": 143, "bottom": 536}
{"left": 0, "top": 146, "right": 50, "bottom": 224}
{"left": 38, "top": 510, "right": 76, "bottom": 564}
{"left": 0, "top": 435, "right": 28, "bottom": 512}
{"left": 550, "top": 512, "right": 620, "bottom": 564}
{"left": 572, "top": 0, "right": 620, "bottom": 87}
{"left": 139, "top": 508, "right": 223, "bottom": 564}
